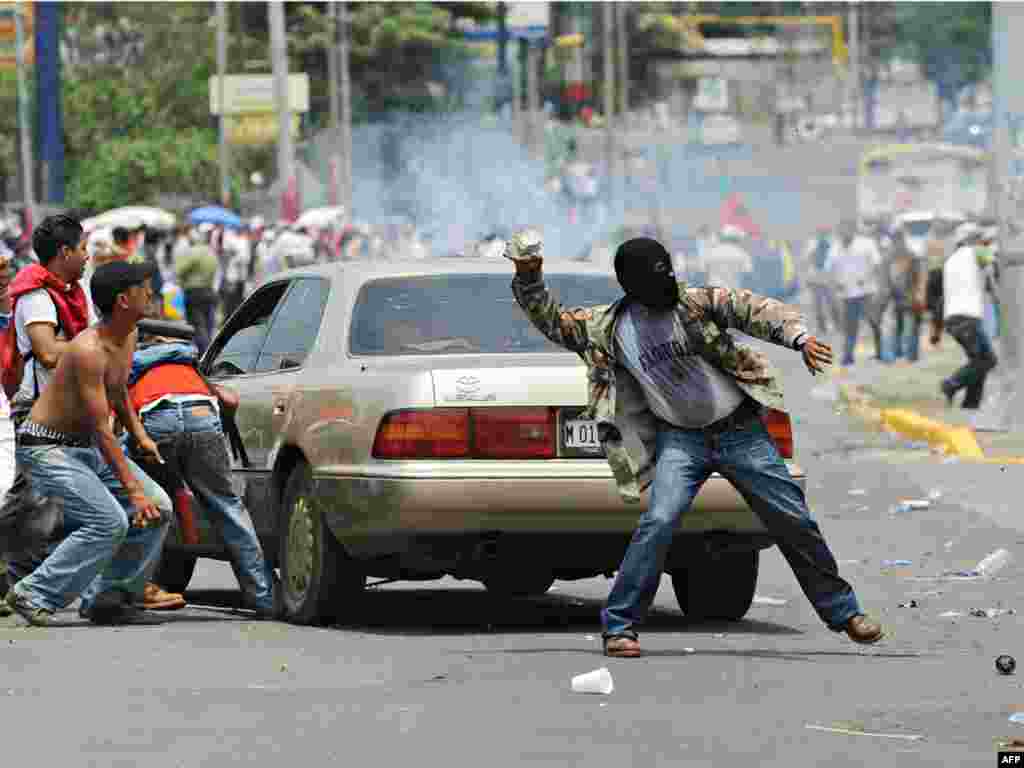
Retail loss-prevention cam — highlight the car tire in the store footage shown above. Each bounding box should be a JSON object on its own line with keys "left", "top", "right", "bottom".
{"left": 153, "top": 552, "right": 197, "bottom": 595}
{"left": 482, "top": 572, "right": 556, "bottom": 598}
{"left": 671, "top": 549, "right": 758, "bottom": 622}
{"left": 279, "top": 461, "right": 364, "bottom": 625}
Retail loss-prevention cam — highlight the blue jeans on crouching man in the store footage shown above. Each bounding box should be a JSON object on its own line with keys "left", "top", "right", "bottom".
{"left": 12, "top": 443, "right": 171, "bottom": 613}
{"left": 130, "top": 401, "right": 273, "bottom": 612}
{"left": 602, "top": 409, "right": 862, "bottom": 638}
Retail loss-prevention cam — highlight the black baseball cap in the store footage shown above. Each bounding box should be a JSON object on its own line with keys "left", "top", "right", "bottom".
{"left": 90, "top": 260, "right": 156, "bottom": 316}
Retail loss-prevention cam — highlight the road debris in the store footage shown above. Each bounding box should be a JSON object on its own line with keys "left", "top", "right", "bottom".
{"left": 279, "top": 663, "right": 288, "bottom": 672}
{"left": 943, "top": 540, "right": 954, "bottom": 550}
{"left": 996, "top": 655, "right": 1017, "bottom": 675}
{"left": 928, "top": 489, "right": 944, "bottom": 502}
{"left": 571, "top": 667, "right": 614, "bottom": 695}
{"left": 805, "top": 724, "right": 924, "bottom": 741}
{"left": 891, "top": 499, "right": 931, "bottom": 514}
{"left": 1009, "top": 713, "right": 1024, "bottom": 725}
{"left": 939, "top": 611, "right": 965, "bottom": 619}
{"left": 881, "top": 560, "right": 913, "bottom": 568}
{"left": 848, "top": 489, "right": 867, "bottom": 497}
{"left": 753, "top": 595, "right": 788, "bottom": 606}
{"left": 682, "top": 647, "right": 696, "bottom": 654}
{"left": 969, "top": 608, "right": 1015, "bottom": 619}
{"left": 897, "top": 600, "right": 919, "bottom": 609}
{"left": 975, "top": 548, "right": 1013, "bottom": 577}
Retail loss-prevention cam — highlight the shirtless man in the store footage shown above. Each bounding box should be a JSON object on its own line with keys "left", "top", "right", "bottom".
{"left": 4, "top": 261, "right": 173, "bottom": 626}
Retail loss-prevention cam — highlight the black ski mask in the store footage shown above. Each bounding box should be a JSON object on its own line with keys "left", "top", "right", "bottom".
{"left": 614, "top": 237, "right": 679, "bottom": 310}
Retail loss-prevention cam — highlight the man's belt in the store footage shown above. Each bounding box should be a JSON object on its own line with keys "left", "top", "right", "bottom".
{"left": 17, "top": 420, "right": 93, "bottom": 448}
{"left": 703, "top": 398, "right": 763, "bottom": 436}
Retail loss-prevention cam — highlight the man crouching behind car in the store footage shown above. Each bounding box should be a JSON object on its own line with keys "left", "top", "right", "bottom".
{"left": 505, "top": 230, "right": 884, "bottom": 658}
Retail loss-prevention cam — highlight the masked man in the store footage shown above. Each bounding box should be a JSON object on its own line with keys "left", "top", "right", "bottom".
{"left": 506, "top": 231, "right": 884, "bottom": 658}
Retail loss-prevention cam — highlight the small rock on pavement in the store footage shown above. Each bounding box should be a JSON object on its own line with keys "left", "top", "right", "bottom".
{"left": 996, "top": 655, "right": 1016, "bottom": 675}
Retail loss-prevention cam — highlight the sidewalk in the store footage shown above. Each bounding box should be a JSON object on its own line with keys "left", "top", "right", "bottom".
{"left": 826, "top": 331, "right": 1024, "bottom": 462}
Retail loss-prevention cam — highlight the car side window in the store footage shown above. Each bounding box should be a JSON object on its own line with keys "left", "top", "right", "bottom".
{"left": 252, "top": 278, "right": 330, "bottom": 373}
{"left": 203, "top": 282, "right": 290, "bottom": 377}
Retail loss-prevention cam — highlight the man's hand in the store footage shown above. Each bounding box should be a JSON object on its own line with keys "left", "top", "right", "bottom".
{"left": 800, "top": 336, "right": 833, "bottom": 376}
{"left": 128, "top": 491, "right": 161, "bottom": 528}
{"left": 135, "top": 436, "right": 164, "bottom": 465}
{"left": 504, "top": 229, "right": 544, "bottom": 274}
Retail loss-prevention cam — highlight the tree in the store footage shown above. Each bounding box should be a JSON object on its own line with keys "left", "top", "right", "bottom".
{"left": 890, "top": 2, "right": 991, "bottom": 115}
{"left": 292, "top": 2, "right": 496, "bottom": 116}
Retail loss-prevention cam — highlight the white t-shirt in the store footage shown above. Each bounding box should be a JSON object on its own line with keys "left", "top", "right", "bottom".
{"left": 943, "top": 245, "right": 985, "bottom": 320}
{"left": 14, "top": 284, "right": 97, "bottom": 403}
{"left": 825, "top": 236, "right": 881, "bottom": 299}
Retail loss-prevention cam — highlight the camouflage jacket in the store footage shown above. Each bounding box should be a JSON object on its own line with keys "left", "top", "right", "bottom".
{"left": 511, "top": 271, "right": 808, "bottom": 503}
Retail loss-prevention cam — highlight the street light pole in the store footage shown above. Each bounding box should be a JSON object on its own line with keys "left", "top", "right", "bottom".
{"left": 269, "top": 0, "right": 295, "bottom": 221}
{"left": 216, "top": 1, "right": 230, "bottom": 207}
{"left": 338, "top": 1, "right": 352, "bottom": 217}
{"left": 14, "top": 8, "right": 34, "bottom": 233}
{"left": 602, "top": 2, "right": 615, "bottom": 207}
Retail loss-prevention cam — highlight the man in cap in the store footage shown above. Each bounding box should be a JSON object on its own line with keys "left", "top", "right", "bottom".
{"left": 4, "top": 261, "right": 172, "bottom": 625}
{"left": 506, "top": 231, "right": 884, "bottom": 658}
{"left": 939, "top": 222, "right": 998, "bottom": 410}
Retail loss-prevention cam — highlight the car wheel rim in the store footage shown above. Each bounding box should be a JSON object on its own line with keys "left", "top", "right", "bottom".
{"left": 286, "top": 496, "right": 316, "bottom": 599}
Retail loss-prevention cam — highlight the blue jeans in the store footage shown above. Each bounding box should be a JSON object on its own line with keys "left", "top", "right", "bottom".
{"left": 13, "top": 443, "right": 171, "bottom": 613}
{"left": 841, "top": 296, "right": 867, "bottom": 366}
{"left": 891, "top": 308, "right": 921, "bottom": 362}
{"left": 602, "top": 417, "right": 862, "bottom": 637}
{"left": 132, "top": 402, "right": 273, "bottom": 612}
{"left": 943, "top": 315, "right": 998, "bottom": 410}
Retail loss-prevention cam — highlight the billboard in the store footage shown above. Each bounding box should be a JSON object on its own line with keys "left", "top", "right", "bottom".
{"left": 0, "top": 2, "right": 33, "bottom": 69}
{"left": 209, "top": 74, "right": 310, "bottom": 116}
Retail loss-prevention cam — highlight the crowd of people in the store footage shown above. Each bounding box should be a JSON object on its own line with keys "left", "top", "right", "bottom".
{"left": 801, "top": 215, "right": 1001, "bottom": 411}
{"left": 0, "top": 213, "right": 278, "bottom": 624}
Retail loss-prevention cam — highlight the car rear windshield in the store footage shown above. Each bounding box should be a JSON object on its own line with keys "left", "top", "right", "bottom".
{"left": 350, "top": 273, "right": 622, "bottom": 355}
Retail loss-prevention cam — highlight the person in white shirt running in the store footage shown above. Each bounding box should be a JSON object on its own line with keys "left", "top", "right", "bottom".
{"left": 939, "top": 222, "right": 998, "bottom": 410}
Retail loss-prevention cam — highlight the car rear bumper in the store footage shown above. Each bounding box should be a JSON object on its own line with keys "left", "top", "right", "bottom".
{"left": 312, "top": 460, "right": 805, "bottom": 548}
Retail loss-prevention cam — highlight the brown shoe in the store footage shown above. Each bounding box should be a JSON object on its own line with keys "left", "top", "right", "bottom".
{"left": 142, "top": 582, "right": 186, "bottom": 611}
{"left": 603, "top": 633, "right": 642, "bottom": 658}
{"left": 844, "top": 614, "right": 884, "bottom": 644}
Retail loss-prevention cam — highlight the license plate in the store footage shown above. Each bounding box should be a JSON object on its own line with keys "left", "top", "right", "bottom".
{"left": 562, "top": 418, "right": 602, "bottom": 452}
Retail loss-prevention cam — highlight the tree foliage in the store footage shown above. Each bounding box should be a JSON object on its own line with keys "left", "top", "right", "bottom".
{"left": 891, "top": 2, "right": 991, "bottom": 93}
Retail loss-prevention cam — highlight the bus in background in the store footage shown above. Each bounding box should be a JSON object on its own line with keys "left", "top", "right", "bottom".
{"left": 857, "top": 143, "right": 989, "bottom": 235}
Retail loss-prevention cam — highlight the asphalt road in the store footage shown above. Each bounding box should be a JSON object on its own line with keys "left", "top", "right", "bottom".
{"left": 1, "top": 335, "right": 1022, "bottom": 767}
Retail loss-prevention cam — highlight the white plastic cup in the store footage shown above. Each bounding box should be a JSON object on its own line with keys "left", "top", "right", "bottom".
{"left": 571, "top": 667, "right": 614, "bottom": 695}
{"left": 975, "top": 548, "right": 1013, "bottom": 577}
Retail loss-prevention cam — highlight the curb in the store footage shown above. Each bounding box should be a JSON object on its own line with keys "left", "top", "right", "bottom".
{"left": 837, "top": 383, "right": 985, "bottom": 459}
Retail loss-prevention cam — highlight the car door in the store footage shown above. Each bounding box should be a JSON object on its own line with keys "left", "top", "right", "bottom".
{"left": 205, "top": 277, "right": 332, "bottom": 537}
{"left": 201, "top": 280, "right": 291, "bottom": 538}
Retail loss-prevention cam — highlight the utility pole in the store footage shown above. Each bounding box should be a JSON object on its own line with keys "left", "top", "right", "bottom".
{"left": 14, "top": 7, "right": 33, "bottom": 233}
{"left": 977, "top": 0, "right": 1024, "bottom": 432}
{"left": 338, "top": 1, "right": 352, "bottom": 216}
{"left": 602, "top": 2, "right": 615, "bottom": 207}
{"left": 217, "top": 1, "right": 230, "bottom": 207}
{"left": 327, "top": 1, "right": 340, "bottom": 206}
{"left": 847, "top": 3, "right": 860, "bottom": 130}
{"left": 269, "top": 0, "right": 295, "bottom": 221}
{"left": 526, "top": 40, "right": 540, "bottom": 155}
{"left": 615, "top": 3, "right": 629, "bottom": 120}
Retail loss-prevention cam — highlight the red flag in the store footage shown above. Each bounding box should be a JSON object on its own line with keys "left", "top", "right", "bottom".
{"left": 719, "top": 193, "right": 762, "bottom": 239}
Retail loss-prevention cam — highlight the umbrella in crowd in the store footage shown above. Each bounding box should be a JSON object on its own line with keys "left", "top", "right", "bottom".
{"left": 188, "top": 205, "right": 243, "bottom": 229}
{"left": 82, "top": 206, "right": 177, "bottom": 233}
{"left": 296, "top": 206, "right": 346, "bottom": 230}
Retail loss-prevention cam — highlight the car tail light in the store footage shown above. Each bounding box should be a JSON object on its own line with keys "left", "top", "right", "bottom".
{"left": 761, "top": 408, "right": 793, "bottom": 459}
{"left": 372, "top": 407, "right": 556, "bottom": 459}
{"left": 372, "top": 409, "right": 470, "bottom": 458}
{"left": 472, "top": 407, "right": 556, "bottom": 459}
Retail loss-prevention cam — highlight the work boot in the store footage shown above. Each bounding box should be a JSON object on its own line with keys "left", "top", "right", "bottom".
{"left": 142, "top": 582, "right": 186, "bottom": 611}
{"left": 603, "top": 631, "right": 642, "bottom": 658}
{"left": 843, "top": 614, "right": 885, "bottom": 644}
